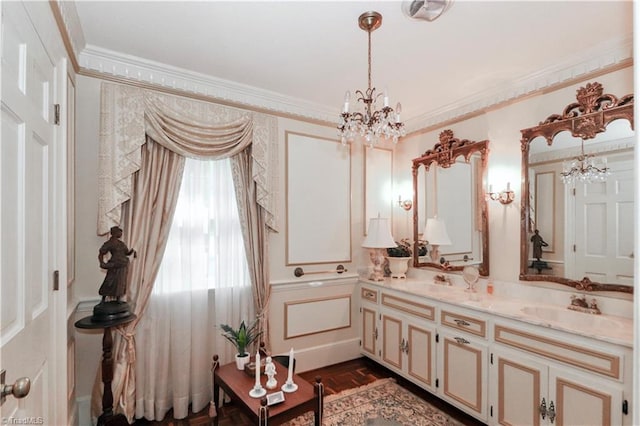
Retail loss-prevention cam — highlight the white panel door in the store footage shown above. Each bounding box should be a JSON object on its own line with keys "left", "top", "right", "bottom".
{"left": 1, "top": 2, "right": 60, "bottom": 423}
{"left": 573, "top": 159, "right": 633, "bottom": 285}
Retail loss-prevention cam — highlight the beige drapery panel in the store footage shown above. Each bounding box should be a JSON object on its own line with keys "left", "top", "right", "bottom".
{"left": 231, "top": 148, "right": 271, "bottom": 347}
{"left": 92, "top": 138, "right": 185, "bottom": 422}
{"left": 94, "top": 83, "right": 277, "bottom": 422}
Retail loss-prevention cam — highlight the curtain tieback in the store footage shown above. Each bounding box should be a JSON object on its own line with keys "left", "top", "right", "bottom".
{"left": 116, "top": 328, "right": 136, "bottom": 364}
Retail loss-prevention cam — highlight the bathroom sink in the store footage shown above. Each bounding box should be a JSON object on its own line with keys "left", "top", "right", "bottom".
{"left": 461, "top": 299, "right": 494, "bottom": 309}
{"left": 520, "top": 306, "right": 623, "bottom": 329}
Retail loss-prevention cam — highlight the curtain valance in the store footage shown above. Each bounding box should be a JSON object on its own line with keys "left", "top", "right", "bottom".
{"left": 98, "top": 82, "right": 278, "bottom": 234}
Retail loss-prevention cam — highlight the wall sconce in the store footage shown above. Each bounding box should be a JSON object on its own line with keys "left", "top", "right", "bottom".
{"left": 487, "top": 183, "right": 515, "bottom": 205}
{"left": 397, "top": 195, "right": 412, "bottom": 211}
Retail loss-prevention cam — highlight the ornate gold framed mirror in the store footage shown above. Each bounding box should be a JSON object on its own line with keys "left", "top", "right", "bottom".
{"left": 520, "top": 82, "right": 634, "bottom": 293}
{"left": 412, "top": 130, "right": 490, "bottom": 275}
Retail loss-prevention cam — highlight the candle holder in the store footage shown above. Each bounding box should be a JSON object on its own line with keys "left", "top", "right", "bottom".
{"left": 249, "top": 383, "right": 267, "bottom": 398}
{"left": 281, "top": 379, "right": 298, "bottom": 393}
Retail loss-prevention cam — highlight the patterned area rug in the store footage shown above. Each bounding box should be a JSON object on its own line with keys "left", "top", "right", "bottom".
{"left": 283, "top": 378, "right": 465, "bottom": 426}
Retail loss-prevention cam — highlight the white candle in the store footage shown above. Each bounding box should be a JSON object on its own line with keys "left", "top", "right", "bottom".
{"left": 255, "top": 350, "right": 261, "bottom": 387}
{"left": 506, "top": 182, "right": 511, "bottom": 191}
{"left": 287, "top": 348, "right": 294, "bottom": 382}
{"left": 343, "top": 91, "right": 350, "bottom": 113}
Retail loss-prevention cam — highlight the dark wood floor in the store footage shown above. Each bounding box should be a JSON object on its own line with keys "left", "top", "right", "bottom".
{"left": 133, "top": 357, "right": 485, "bottom": 425}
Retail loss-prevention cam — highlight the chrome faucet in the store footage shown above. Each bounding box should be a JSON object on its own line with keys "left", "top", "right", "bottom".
{"left": 434, "top": 274, "right": 452, "bottom": 286}
{"left": 568, "top": 294, "right": 601, "bottom": 315}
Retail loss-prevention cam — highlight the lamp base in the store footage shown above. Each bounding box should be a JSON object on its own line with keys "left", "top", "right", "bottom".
{"left": 429, "top": 245, "right": 442, "bottom": 263}
{"left": 368, "top": 248, "right": 387, "bottom": 281}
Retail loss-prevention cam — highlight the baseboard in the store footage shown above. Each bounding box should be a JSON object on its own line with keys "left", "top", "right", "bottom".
{"left": 76, "top": 395, "right": 92, "bottom": 426}
{"left": 286, "top": 337, "right": 361, "bottom": 373}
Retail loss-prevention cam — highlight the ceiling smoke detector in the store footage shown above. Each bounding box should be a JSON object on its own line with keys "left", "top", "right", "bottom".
{"left": 401, "top": 0, "right": 453, "bottom": 22}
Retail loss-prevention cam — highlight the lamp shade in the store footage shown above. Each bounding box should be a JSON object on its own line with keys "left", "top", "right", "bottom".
{"left": 362, "top": 217, "right": 396, "bottom": 248}
{"left": 423, "top": 217, "right": 451, "bottom": 246}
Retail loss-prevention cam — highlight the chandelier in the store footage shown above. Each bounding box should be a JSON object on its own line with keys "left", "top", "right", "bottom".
{"left": 560, "top": 139, "right": 610, "bottom": 185}
{"left": 338, "top": 11, "right": 406, "bottom": 147}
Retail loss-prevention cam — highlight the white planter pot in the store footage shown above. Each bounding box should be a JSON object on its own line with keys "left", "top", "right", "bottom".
{"left": 387, "top": 257, "right": 411, "bottom": 279}
{"left": 235, "top": 353, "right": 250, "bottom": 370}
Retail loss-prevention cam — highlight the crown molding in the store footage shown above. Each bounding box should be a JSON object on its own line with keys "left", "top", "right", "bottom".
{"left": 78, "top": 45, "right": 337, "bottom": 125}
{"left": 529, "top": 137, "right": 634, "bottom": 165}
{"left": 404, "top": 35, "right": 633, "bottom": 134}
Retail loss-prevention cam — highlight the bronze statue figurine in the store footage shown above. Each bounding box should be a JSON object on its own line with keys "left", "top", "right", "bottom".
{"left": 530, "top": 229, "right": 550, "bottom": 273}
{"left": 530, "top": 229, "right": 548, "bottom": 261}
{"left": 98, "top": 226, "right": 136, "bottom": 302}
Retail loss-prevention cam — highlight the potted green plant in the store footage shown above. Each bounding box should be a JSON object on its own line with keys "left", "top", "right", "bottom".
{"left": 385, "top": 239, "right": 413, "bottom": 279}
{"left": 220, "top": 319, "right": 262, "bottom": 370}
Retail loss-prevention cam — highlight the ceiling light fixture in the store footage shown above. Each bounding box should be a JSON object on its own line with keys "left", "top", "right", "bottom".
{"left": 560, "top": 139, "right": 610, "bottom": 185}
{"left": 402, "top": 0, "right": 453, "bottom": 22}
{"left": 338, "top": 11, "right": 406, "bottom": 147}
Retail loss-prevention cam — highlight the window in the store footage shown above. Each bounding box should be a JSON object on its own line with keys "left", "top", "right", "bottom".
{"left": 153, "top": 157, "right": 250, "bottom": 294}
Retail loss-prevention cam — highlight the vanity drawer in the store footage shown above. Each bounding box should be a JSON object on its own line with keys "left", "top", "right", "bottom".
{"left": 361, "top": 287, "right": 378, "bottom": 303}
{"left": 381, "top": 293, "right": 435, "bottom": 321}
{"left": 441, "top": 309, "right": 487, "bottom": 338}
{"left": 494, "top": 325, "right": 621, "bottom": 379}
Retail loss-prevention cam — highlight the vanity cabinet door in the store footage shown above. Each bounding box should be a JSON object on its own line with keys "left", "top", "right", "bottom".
{"left": 491, "top": 347, "right": 548, "bottom": 426}
{"left": 549, "top": 368, "right": 623, "bottom": 426}
{"left": 360, "top": 286, "right": 379, "bottom": 360}
{"left": 491, "top": 346, "right": 624, "bottom": 426}
{"left": 438, "top": 329, "right": 489, "bottom": 421}
{"left": 361, "top": 306, "right": 378, "bottom": 358}
{"left": 381, "top": 313, "right": 403, "bottom": 370}
{"left": 406, "top": 322, "right": 435, "bottom": 390}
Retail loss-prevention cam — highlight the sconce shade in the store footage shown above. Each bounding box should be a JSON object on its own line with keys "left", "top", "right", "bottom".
{"left": 423, "top": 217, "right": 452, "bottom": 246}
{"left": 363, "top": 217, "right": 396, "bottom": 248}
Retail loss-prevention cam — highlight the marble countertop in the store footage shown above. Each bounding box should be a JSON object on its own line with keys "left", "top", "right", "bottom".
{"left": 361, "top": 278, "right": 633, "bottom": 348}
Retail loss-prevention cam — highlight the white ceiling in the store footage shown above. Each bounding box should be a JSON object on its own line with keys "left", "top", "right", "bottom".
{"left": 70, "top": 1, "right": 633, "bottom": 131}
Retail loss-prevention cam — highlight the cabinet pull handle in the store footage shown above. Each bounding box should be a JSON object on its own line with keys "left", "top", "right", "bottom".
{"left": 540, "top": 398, "right": 547, "bottom": 419}
{"left": 400, "top": 338, "right": 406, "bottom": 352}
{"left": 548, "top": 401, "right": 556, "bottom": 423}
{"left": 404, "top": 340, "right": 410, "bottom": 354}
{"left": 374, "top": 327, "right": 378, "bottom": 340}
{"left": 365, "top": 291, "right": 375, "bottom": 298}
{"left": 454, "top": 337, "right": 470, "bottom": 345}
{"left": 454, "top": 319, "right": 470, "bottom": 327}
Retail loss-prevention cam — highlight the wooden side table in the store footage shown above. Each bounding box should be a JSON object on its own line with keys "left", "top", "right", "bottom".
{"left": 75, "top": 310, "right": 136, "bottom": 426}
{"left": 213, "top": 355, "right": 323, "bottom": 425}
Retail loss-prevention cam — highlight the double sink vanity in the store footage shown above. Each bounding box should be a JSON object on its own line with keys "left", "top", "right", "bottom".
{"left": 358, "top": 277, "right": 632, "bottom": 425}
{"left": 373, "top": 82, "right": 634, "bottom": 425}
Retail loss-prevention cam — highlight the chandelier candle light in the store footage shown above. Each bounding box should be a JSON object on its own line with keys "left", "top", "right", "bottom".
{"left": 338, "top": 11, "right": 406, "bottom": 146}
{"left": 560, "top": 139, "right": 610, "bottom": 185}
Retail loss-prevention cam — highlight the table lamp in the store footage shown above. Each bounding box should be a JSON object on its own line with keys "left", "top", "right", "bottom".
{"left": 423, "top": 216, "right": 451, "bottom": 263}
{"left": 362, "top": 216, "right": 397, "bottom": 281}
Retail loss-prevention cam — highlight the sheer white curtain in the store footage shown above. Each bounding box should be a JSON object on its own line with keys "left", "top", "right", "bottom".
{"left": 135, "top": 157, "right": 254, "bottom": 421}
